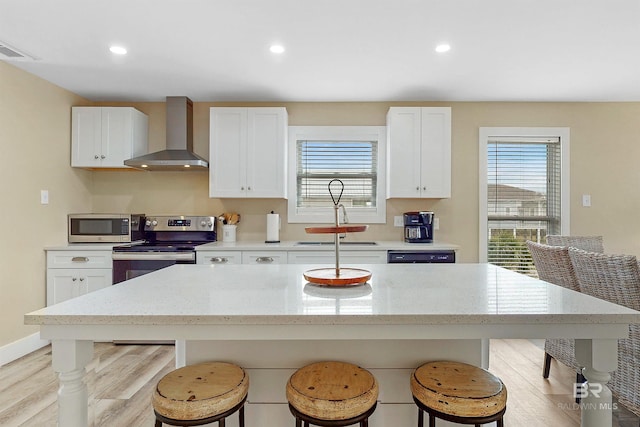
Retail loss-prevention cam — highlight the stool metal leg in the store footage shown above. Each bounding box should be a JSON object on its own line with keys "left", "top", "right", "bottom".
{"left": 219, "top": 418, "right": 225, "bottom": 427}
{"left": 418, "top": 408, "right": 424, "bottom": 427}
{"left": 239, "top": 405, "right": 245, "bottom": 427}
{"left": 429, "top": 413, "right": 436, "bottom": 427}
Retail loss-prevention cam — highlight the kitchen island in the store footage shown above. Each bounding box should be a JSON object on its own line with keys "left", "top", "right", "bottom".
{"left": 25, "top": 263, "right": 640, "bottom": 427}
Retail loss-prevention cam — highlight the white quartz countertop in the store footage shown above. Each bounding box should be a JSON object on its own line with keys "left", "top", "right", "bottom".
{"left": 25, "top": 263, "right": 640, "bottom": 327}
{"left": 196, "top": 240, "right": 459, "bottom": 251}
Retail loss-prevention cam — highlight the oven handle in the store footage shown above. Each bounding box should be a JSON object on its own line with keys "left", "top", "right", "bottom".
{"left": 112, "top": 253, "right": 195, "bottom": 261}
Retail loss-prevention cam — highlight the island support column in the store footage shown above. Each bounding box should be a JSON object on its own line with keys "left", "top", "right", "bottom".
{"left": 575, "top": 338, "right": 618, "bottom": 427}
{"left": 52, "top": 339, "right": 94, "bottom": 427}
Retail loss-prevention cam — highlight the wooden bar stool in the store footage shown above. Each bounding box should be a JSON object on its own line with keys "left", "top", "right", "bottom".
{"left": 410, "top": 361, "right": 507, "bottom": 427}
{"left": 152, "top": 361, "right": 249, "bottom": 427}
{"left": 286, "top": 361, "right": 378, "bottom": 427}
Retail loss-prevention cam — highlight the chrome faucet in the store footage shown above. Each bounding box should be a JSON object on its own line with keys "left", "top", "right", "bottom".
{"left": 338, "top": 204, "right": 349, "bottom": 239}
{"left": 338, "top": 204, "right": 349, "bottom": 225}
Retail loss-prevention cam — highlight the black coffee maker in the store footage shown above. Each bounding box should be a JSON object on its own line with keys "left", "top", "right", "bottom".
{"left": 403, "top": 211, "right": 434, "bottom": 243}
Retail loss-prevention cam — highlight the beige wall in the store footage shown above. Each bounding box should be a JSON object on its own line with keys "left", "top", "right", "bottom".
{"left": 4, "top": 61, "right": 640, "bottom": 347}
{"left": 92, "top": 100, "right": 640, "bottom": 262}
{"left": 0, "top": 62, "right": 91, "bottom": 346}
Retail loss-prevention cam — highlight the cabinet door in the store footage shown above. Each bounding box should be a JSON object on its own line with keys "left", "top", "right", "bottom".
{"left": 47, "top": 269, "right": 82, "bottom": 305}
{"left": 386, "top": 107, "right": 422, "bottom": 198}
{"left": 420, "top": 108, "right": 451, "bottom": 198}
{"left": 71, "top": 107, "right": 102, "bottom": 167}
{"left": 209, "top": 108, "right": 248, "bottom": 197}
{"left": 81, "top": 269, "right": 112, "bottom": 294}
{"left": 197, "top": 251, "right": 242, "bottom": 265}
{"left": 246, "top": 108, "right": 287, "bottom": 198}
{"left": 101, "top": 107, "right": 132, "bottom": 167}
{"left": 242, "top": 251, "right": 288, "bottom": 265}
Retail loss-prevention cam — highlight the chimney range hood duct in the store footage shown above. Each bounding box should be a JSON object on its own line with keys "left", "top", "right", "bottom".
{"left": 125, "top": 96, "right": 208, "bottom": 171}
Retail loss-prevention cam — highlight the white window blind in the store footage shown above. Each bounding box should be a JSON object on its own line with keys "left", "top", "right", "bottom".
{"left": 487, "top": 136, "right": 562, "bottom": 276}
{"left": 296, "top": 140, "right": 378, "bottom": 209}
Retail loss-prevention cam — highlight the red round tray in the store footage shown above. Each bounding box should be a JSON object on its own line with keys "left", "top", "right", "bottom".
{"left": 303, "top": 267, "right": 372, "bottom": 287}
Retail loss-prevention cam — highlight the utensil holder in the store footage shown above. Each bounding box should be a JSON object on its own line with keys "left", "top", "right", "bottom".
{"left": 222, "top": 224, "right": 237, "bottom": 242}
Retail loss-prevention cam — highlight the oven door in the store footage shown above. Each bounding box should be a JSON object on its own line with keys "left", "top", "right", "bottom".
{"left": 112, "top": 252, "right": 195, "bottom": 284}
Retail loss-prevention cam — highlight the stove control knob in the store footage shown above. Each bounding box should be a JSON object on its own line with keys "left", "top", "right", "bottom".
{"left": 151, "top": 220, "right": 158, "bottom": 226}
{"left": 201, "top": 220, "right": 212, "bottom": 228}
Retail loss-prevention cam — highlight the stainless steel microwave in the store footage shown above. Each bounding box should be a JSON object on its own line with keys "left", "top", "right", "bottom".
{"left": 68, "top": 213, "right": 144, "bottom": 243}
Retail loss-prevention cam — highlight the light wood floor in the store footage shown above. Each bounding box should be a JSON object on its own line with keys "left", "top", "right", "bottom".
{"left": 0, "top": 339, "right": 637, "bottom": 426}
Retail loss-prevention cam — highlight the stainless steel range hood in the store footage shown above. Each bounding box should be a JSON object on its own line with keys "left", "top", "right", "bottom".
{"left": 125, "top": 96, "right": 208, "bottom": 171}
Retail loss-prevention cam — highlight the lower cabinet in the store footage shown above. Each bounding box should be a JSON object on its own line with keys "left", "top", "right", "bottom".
{"left": 46, "top": 268, "right": 112, "bottom": 306}
{"left": 46, "top": 250, "right": 112, "bottom": 306}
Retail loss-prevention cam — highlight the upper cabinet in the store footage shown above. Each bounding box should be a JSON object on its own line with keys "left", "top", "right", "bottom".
{"left": 386, "top": 107, "right": 451, "bottom": 198}
{"left": 209, "top": 107, "right": 288, "bottom": 198}
{"left": 71, "top": 107, "right": 148, "bottom": 168}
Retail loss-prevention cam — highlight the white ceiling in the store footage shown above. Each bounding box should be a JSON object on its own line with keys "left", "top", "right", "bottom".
{"left": 2, "top": 0, "right": 640, "bottom": 102}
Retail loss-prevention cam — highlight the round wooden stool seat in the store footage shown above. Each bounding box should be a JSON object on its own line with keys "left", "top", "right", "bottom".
{"left": 411, "top": 361, "right": 506, "bottom": 425}
{"left": 286, "top": 361, "right": 378, "bottom": 422}
{"left": 152, "top": 362, "right": 249, "bottom": 422}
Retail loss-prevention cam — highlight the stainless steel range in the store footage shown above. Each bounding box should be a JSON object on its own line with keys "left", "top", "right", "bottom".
{"left": 112, "top": 215, "right": 216, "bottom": 284}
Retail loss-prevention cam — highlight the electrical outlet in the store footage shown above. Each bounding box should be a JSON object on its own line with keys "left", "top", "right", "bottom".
{"left": 40, "top": 190, "right": 49, "bottom": 205}
{"left": 434, "top": 217, "right": 440, "bottom": 230}
{"left": 393, "top": 216, "right": 404, "bottom": 227}
{"left": 582, "top": 194, "right": 591, "bottom": 207}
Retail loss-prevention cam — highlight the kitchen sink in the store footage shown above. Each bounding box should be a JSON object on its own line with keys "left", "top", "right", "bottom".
{"left": 295, "top": 241, "right": 378, "bottom": 246}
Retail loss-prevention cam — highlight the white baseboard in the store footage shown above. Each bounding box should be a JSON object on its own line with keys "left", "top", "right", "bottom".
{"left": 0, "top": 333, "right": 50, "bottom": 367}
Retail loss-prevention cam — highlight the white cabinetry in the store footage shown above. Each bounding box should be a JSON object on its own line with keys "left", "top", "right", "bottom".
{"left": 197, "top": 251, "right": 287, "bottom": 265}
{"left": 287, "top": 251, "right": 387, "bottom": 264}
{"left": 46, "top": 250, "right": 112, "bottom": 306}
{"left": 197, "top": 251, "right": 242, "bottom": 265}
{"left": 386, "top": 107, "right": 451, "bottom": 198}
{"left": 71, "top": 107, "right": 148, "bottom": 168}
{"left": 209, "top": 107, "right": 287, "bottom": 198}
{"left": 242, "top": 251, "right": 288, "bottom": 265}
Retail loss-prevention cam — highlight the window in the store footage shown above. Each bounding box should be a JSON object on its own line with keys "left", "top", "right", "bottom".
{"left": 288, "top": 126, "right": 386, "bottom": 223}
{"left": 479, "top": 128, "right": 570, "bottom": 276}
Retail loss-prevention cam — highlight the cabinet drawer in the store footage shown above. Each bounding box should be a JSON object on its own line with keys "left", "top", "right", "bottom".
{"left": 242, "top": 251, "right": 288, "bottom": 265}
{"left": 46, "top": 250, "right": 112, "bottom": 269}
{"left": 197, "top": 251, "right": 242, "bottom": 265}
{"left": 287, "top": 251, "right": 387, "bottom": 264}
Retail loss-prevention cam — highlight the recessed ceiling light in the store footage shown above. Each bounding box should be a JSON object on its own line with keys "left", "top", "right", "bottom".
{"left": 270, "top": 45, "right": 285, "bottom": 54}
{"left": 109, "top": 45, "right": 127, "bottom": 55}
{"left": 435, "top": 44, "right": 451, "bottom": 53}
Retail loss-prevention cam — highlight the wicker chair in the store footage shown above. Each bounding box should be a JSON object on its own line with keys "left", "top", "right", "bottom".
{"left": 568, "top": 248, "right": 640, "bottom": 417}
{"left": 546, "top": 235, "right": 604, "bottom": 253}
{"left": 526, "top": 241, "right": 583, "bottom": 387}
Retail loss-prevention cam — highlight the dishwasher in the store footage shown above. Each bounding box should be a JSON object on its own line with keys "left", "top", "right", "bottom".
{"left": 387, "top": 250, "right": 456, "bottom": 263}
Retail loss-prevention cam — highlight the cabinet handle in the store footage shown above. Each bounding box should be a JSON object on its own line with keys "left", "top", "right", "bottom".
{"left": 423, "top": 186, "right": 426, "bottom": 191}
{"left": 101, "top": 155, "right": 106, "bottom": 159}
{"left": 248, "top": 186, "right": 251, "bottom": 191}
{"left": 71, "top": 256, "right": 89, "bottom": 262}
{"left": 416, "top": 186, "right": 420, "bottom": 191}
{"left": 79, "top": 277, "right": 85, "bottom": 281}
{"left": 256, "top": 256, "right": 274, "bottom": 263}
{"left": 94, "top": 155, "right": 100, "bottom": 159}
{"left": 210, "top": 257, "right": 229, "bottom": 264}
{"left": 72, "top": 277, "right": 77, "bottom": 282}
{"left": 240, "top": 187, "right": 245, "bottom": 191}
